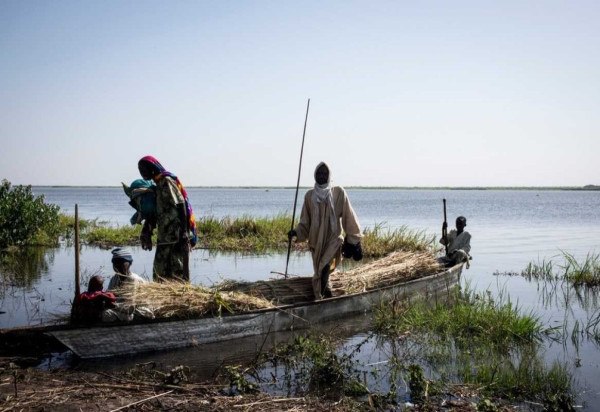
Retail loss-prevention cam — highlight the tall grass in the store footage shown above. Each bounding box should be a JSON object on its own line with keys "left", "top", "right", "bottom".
{"left": 521, "top": 258, "right": 556, "bottom": 281}
{"left": 197, "top": 214, "right": 291, "bottom": 252}
{"left": 374, "top": 286, "right": 545, "bottom": 349}
{"left": 519, "top": 252, "right": 600, "bottom": 288}
{"left": 62, "top": 213, "right": 434, "bottom": 255}
{"left": 372, "top": 286, "right": 574, "bottom": 406}
{"left": 361, "top": 223, "right": 434, "bottom": 257}
{"left": 562, "top": 252, "right": 600, "bottom": 287}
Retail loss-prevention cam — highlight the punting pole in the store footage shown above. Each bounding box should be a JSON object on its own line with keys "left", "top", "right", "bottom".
{"left": 284, "top": 98, "right": 310, "bottom": 279}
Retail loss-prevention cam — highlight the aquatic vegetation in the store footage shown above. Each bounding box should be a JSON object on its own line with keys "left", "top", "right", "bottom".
{"left": 562, "top": 252, "right": 600, "bottom": 287}
{"left": 520, "top": 258, "right": 556, "bottom": 281}
{"left": 66, "top": 213, "right": 434, "bottom": 255}
{"left": 361, "top": 223, "right": 435, "bottom": 257}
{"left": 256, "top": 334, "right": 369, "bottom": 399}
{"left": 83, "top": 224, "right": 141, "bottom": 249}
{"left": 517, "top": 252, "right": 600, "bottom": 288}
{"left": 0, "top": 180, "right": 61, "bottom": 248}
{"left": 372, "top": 290, "right": 575, "bottom": 407}
{"left": 374, "top": 286, "right": 545, "bottom": 349}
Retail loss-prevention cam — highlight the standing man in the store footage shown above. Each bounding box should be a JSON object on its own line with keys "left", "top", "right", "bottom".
{"left": 137, "top": 155, "right": 197, "bottom": 281}
{"left": 288, "top": 162, "right": 363, "bottom": 300}
{"left": 440, "top": 216, "right": 471, "bottom": 267}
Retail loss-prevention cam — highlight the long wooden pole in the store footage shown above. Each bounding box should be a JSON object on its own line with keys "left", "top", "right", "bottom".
{"left": 74, "top": 204, "right": 80, "bottom": 297}
{"left": 442, "top": 199, "right": 448, "bottom": 256}
{"left": 284, "top": 98, "right": 310, "bottom": 278}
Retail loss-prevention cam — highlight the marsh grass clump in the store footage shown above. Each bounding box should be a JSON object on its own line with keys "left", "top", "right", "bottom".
{"left": 519, "top": 252, "right": 600, "bottom": 288}
{"left": 372, "top": 286, "right": 575, "bottom": 407}
{"left": 521, "top": 258, "right": 556, "bottom": 281}
{"left": 374, "top": 287, "right": 545, "bottom": 349}
{"left": 197, "top": 214, "right": 291, "bottom": 252}
{"left": 361, "top": 224, "right": 434, "bottom": 257}
{"left": 75, "top": 212, "right": 435, "bottom": 255}
{"left": 83, "top": 224, "right": 142, "bottom": 249}
{"left": 562, "top": 252, "right": 600, "bottom": 287}
{"left": 117, "top": 281, "right": 274, "bottom": 319}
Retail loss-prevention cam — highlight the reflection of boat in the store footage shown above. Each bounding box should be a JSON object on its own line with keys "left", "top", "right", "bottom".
{"left": 50, "top": 263, "right": 462, "bottom": 359}
{"left": 1, "top": 264, "right": 463, "bottom": 360}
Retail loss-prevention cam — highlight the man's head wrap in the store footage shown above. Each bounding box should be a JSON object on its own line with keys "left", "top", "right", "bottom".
{"left": 311, "top": 162, "right": 338, "bottom": 232}
{"left": 111, "top": 247, "right": 133, "bottom": 263}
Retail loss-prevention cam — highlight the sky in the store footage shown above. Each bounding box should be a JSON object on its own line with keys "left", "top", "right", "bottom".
{"left": 1, "top": 0, "right": 599, "bottom": 187}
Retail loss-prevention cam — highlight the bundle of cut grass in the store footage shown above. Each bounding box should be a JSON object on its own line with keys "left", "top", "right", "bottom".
{"left": 217, "top": 277, "right": 314, "bottom": 305}
{"left": 220, "top": 251, "right": 443, "bottom": 303}
{"left": 117, "top": 281, "right": 274, "bottom": 319}
{"left": 330, "top": 251, "right": 442, "bottom": 295}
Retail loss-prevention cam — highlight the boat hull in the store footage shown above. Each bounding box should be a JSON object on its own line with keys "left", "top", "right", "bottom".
{"left": 50, "top": 264, "right": 462, "bottom": 359}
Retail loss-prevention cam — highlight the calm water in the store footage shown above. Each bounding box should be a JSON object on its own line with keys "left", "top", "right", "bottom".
{"left": 2, "top": 187, "right": 600, "bottom": 407}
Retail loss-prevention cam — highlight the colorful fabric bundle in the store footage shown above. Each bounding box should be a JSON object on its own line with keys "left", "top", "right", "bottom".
{"left": 138, "top": 155, "right": 198, "bottom": 247}
{"left": 122, "top": 179, "right": 156, "bottom": 225}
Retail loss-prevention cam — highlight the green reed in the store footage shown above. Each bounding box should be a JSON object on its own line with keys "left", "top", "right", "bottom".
{"left": 561, "top": 252, "right": 600, "bottom": 287}
{"left": 518, "top": 252, "right": 600, "bottom": 288}
{"left": 521, "top": 258, "right": 556, "bottom": 281}
{"left": 67, "top": 213, "right": 433, "bottom": 255}
{"left": 374, "top": 286, "right": 545, "bottom": 349}
{"left": 372, "top": 286, "right": 574, "bottom": 407}
{"left": 361, "top": 223, "right": 435, "bottom": 257}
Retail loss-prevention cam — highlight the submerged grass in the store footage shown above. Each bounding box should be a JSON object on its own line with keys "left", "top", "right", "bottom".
{"left": 372, "top": 286, "right": 574, "bottom": 406}
{"left": 62, "top": 213, "right": 433, "bottom": 255}
{"left": 562, "top": 252, "right": 600, "bottom": 287}
{"left": 518, "top": 252, "right": 600, "bottom": 288}
{"left": 374, "top": 286, "right": 545, "bottom": 349}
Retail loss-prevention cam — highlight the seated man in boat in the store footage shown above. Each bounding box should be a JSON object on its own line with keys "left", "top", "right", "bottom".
{"left": 72, "top": 275, "right": 117, "bottom": 323}
{"left": 107, "top": 247, "right": 147, "bottom": 291}
{"left": 439, "top": 216, "right": 471, "bottom": 267}
{"left": 288, "top": 162, "right": 363, "bottom": 300}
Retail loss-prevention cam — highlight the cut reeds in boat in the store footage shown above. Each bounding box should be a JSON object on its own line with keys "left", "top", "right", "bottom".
{"left": 220, "top": 250, "right": 442, "bottom": 304}
{"left": 116, "top": 251, "right": 442, "bottom": 319}
{"left": 117, "top": 281, "right": 274, "bottom": 319}
{"left": 330, "top": 250, "right": 442, "bottom": 295}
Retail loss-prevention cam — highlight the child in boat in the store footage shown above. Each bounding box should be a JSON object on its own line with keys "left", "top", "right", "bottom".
{"left": 72, "top": 275, "right": 117, "bottom": 323}
{"left": 107, "top": 247, "right": 147, "bottom": 291}
{"left": 440, "top": 216, "right": 471, "bottom": 267}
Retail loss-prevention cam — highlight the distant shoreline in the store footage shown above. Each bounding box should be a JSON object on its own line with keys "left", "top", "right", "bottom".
{"left": 30, "top": 185, "right": 600, "bottom": 191}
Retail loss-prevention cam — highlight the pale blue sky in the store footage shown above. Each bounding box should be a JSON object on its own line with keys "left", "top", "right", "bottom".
{"left": 1, "top": 1, "right": 599, "bottom": 186}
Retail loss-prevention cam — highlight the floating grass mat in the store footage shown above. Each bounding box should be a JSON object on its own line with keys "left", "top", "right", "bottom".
{"left": 118, "top": 281, "right": 274, "bottom": 319}
{"left": 330, "top": 251, "right": 442, "bottom": 295}
{"left": 220, "top": 251, "right": 442, "bottom": 304}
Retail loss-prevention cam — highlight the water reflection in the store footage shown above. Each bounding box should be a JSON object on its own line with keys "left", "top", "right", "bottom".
{"left": 0, "top": 247, "right": 53, "bottom": 290}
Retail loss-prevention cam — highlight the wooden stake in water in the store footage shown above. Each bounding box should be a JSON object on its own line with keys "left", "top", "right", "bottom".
{"left": 442, "top": 199, "right": 448, "bottom": 256}
{"left": 284, "top": 98, "right": 310, "bottom": 279}
{"left": 74, "top": 204, "right": 80, "bottom": 298}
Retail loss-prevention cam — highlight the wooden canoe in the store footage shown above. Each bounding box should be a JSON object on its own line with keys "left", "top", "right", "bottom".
{"left": 46, "top": 263, "right": 463, "bottom": 359}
